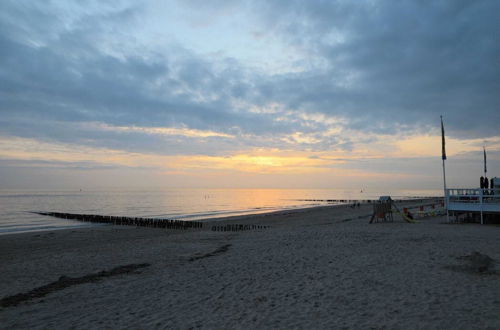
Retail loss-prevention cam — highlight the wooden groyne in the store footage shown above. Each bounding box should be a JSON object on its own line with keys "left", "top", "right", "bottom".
{"left": 34, "top": 212, "right": 271, "bottom": 232}
{"left": 298, "top": 197, "right": 442, "bottom": 204}
{"left": 211, "top": 224, "right": 269, "bottom": 232}
{"left": 34, "top": 212, "right": 203, "bottom": 230}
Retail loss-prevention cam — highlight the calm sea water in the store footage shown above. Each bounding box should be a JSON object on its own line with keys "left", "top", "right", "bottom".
{"left": 0, "top": 188, "right": 440, "bottom": 234}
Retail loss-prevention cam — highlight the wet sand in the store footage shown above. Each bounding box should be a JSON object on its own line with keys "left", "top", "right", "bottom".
{"left": 1, "top": 201, "right": 499, "bottom": 329}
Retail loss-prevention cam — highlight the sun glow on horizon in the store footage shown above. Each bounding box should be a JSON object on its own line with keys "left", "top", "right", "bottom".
{"left": 2, "top": 132, "right": 498, "bottom": 180}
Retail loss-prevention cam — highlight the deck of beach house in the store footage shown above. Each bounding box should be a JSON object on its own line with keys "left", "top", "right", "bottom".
{"left": 446, "top": 185, "right": 500, "bottom": 224}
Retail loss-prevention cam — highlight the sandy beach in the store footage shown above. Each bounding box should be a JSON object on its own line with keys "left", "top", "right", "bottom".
{"left": 1, "top": 201, "right": 499, "bottom": 329}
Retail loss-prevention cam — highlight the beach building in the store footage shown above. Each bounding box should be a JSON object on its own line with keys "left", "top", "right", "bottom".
{"left": 446, "top": 177, "right": 500, "bottom": 224}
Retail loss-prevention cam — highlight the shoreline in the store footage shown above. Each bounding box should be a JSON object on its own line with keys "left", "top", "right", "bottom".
{"left": 199, "top": 197, "right": 442, "bottom": 223}
{"left": 1, "top": 196, "right": 443, "bottom": 237}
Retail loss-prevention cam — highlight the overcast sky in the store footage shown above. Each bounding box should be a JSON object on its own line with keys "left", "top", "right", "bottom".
{"left": 0, "top": 0, "right": 499, "bottom": 190}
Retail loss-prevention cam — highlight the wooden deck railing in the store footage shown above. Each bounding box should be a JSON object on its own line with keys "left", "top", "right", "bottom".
{"left": 445, "top": 188, "right": 500, "bottom": 224}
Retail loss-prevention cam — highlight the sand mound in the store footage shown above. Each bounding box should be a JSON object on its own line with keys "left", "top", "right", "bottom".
{"left": 452, "top": 251, "right": 496, "bottom": 274}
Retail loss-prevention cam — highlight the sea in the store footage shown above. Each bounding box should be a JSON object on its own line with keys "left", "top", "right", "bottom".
{"left": 0, "top": 188, "right": 440, "bottom": 235}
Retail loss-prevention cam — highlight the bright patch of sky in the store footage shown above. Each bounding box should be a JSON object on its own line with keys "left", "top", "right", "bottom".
{"left": 92, "top": 1, "right": 311, "bottom": 75}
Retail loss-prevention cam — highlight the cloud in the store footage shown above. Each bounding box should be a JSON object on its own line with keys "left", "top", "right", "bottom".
{"left": 249, "top": 0, "right": 500, "bottom": 138}
{"left": 0, "top": 158, "right": 147, "bottom": 171}
{"left": 0, "top": 0, "right": 499, "bottom": 188}
{"left": 0, "top": 9, "right": 318, "bottom": 151}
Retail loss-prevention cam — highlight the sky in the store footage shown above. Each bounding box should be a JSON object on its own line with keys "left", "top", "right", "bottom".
{"left": 0, "top": 0, "right": 499, "bottom": 190}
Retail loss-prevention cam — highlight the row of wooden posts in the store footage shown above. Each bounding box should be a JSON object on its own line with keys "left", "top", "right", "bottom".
{"left": 300, "top": 199, "right": 431, "bottom": 203}
{"left": 35, "top": 212, "right": 271, "bottom": 232}
{"left": 301, "top": 199, "right": 375, "bottom": 203}
{"left": 35, "top": 212, "right": 203, "bottom": 230}
{"left": 211, "top": 224, "right": 269, "bottom": 232}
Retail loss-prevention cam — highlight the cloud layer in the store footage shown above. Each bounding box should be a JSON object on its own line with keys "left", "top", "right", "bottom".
{"left": 0, "top": 0, "right": 499, "bottom": 188}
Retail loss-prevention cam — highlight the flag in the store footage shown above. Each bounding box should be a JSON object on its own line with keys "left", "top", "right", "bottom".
{"left": 441, "top": 116, "right": 446, "bottom": 160}
{"left": 484, "top": 146, "right": 487, "bottom": 173}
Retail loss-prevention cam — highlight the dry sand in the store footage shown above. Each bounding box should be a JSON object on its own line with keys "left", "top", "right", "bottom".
{"left": 1, "top": 201, "right": 499, "bottom": 329}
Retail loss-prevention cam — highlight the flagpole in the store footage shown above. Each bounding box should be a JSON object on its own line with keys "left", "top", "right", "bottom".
{"left": 441, "top": 115, "right": 449, "bottom": 222}
{"left": 484, "top": 146, "right": 487, "bottom": 178}
{"left": 481, "top": 146, "right": 487, "bottom": 225}
{"left": 442, "top": 156, "right": 448, "bottom": 222}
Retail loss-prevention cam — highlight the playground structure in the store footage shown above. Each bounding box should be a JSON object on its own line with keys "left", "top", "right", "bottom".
{"left": 369, "top": 196, "right": 445, "bottom": 224}
{"left": 369, "top": 196, "right": 394, "bottom": 223}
